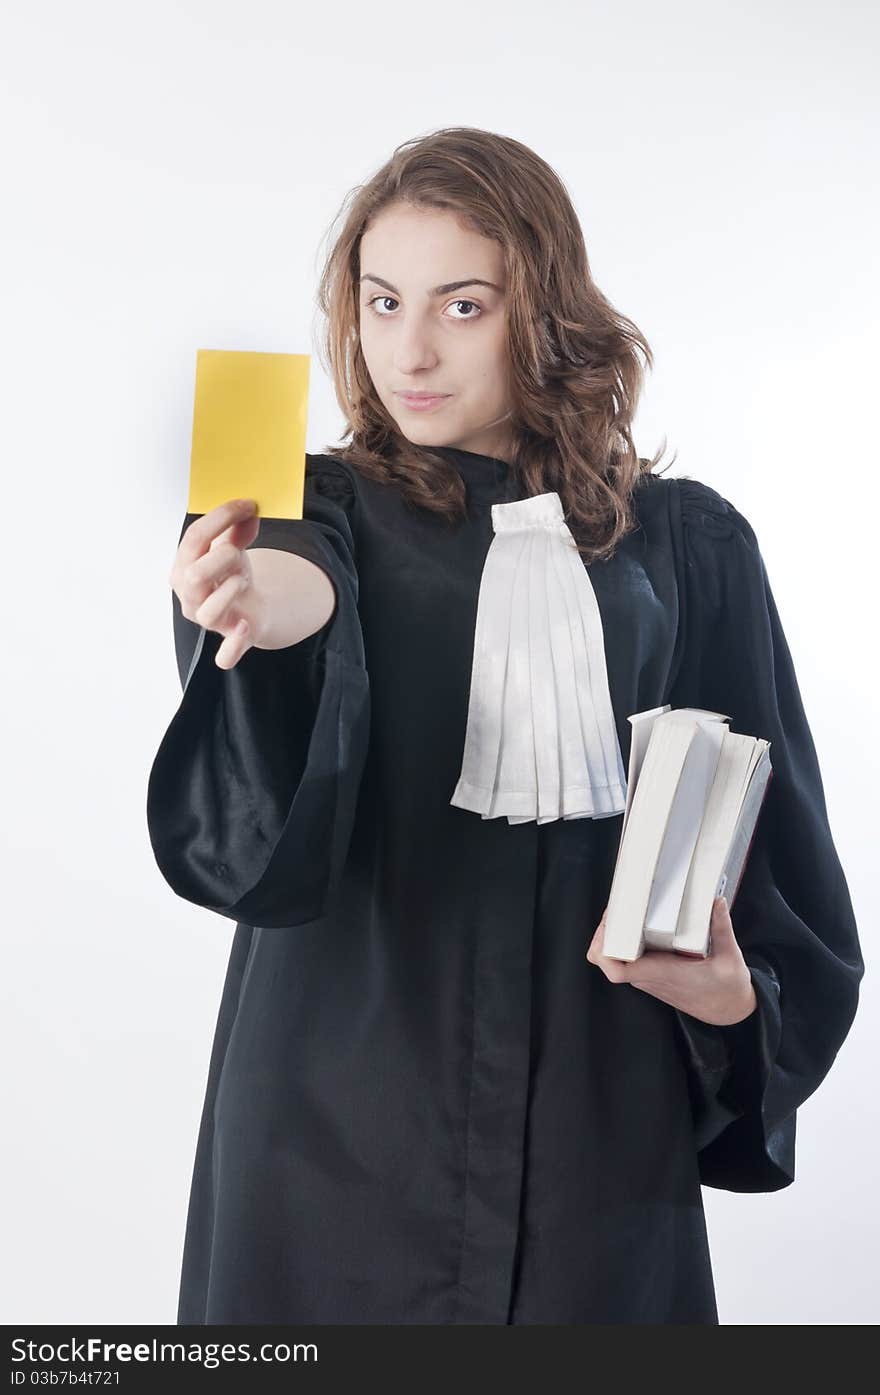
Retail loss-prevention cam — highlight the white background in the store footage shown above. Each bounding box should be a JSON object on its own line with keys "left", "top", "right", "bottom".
{"left": 1, "top": 0, "right": 876, "bottom": 1325}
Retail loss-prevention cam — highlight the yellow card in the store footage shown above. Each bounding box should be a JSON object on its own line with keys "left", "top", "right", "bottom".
{"left": 187, "top": 349, "right": 310, "bottom": 519}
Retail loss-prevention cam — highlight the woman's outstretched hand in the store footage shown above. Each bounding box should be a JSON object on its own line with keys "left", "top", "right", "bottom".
{"left": 586, "top": 896, "right": 758, "bottom": 1026}
{"left": 170, "top": 498, "right": 262, "bottom": 670}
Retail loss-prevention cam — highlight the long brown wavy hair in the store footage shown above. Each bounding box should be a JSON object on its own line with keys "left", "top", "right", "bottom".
{"left": 314, "top": 126, "right": 673, "bottom": 563}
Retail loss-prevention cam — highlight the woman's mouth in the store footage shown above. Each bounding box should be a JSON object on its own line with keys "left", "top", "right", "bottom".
{"left": 396, "top": 392, "right": 452, "bottom": 412}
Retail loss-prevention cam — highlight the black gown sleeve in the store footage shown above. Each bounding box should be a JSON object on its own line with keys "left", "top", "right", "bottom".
{"left": 666, "top": 477, "right": 864, "bottom": 1191}
{"left": 146, "top": 456, "right": 370, "bottom": 929}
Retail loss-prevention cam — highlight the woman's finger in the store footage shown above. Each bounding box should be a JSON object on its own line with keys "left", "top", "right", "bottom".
{"left": 215, "top": 617, "right": 254, "bottom": 671}
{"left": 174, "top": 498, "right": 258, "bottom": 576}
{"left": 706, "top": 896, "right": 737, "bottom": 958}
{"left": 179, "top": 540, "right": 249, "bottom": 620}
{"left": 195, "top": 568, "right": 250, "bottom": 632}
{"left": 211, "top": 511, "right": 261, "bottom": 555}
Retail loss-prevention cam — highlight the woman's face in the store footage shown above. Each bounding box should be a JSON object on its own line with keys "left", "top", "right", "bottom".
{"left": 358, "top": 202, "right": 515, "bottom": 460}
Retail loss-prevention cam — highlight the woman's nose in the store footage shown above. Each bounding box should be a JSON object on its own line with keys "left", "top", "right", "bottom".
{"left": 393, "top": 327, "right": 440, "bottom": 373}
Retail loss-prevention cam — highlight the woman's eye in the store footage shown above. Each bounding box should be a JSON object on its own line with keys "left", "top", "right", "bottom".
{"left": 447, "top": 300, "right": 481, "bottom": 320}
{"left": 366, "top": 296, "right": 482, "bottom": 320}
{"left": 368, "top": 295, "right": 399, "bottom": 316}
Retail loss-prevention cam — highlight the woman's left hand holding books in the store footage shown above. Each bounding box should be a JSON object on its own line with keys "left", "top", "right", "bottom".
{"left": 586, "top": 897, "right": 759, "bottom": 1026}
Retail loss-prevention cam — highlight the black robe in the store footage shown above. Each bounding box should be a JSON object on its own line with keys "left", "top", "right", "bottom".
{"left": 146, "top": 447, "right": 863, "bottom": 1325}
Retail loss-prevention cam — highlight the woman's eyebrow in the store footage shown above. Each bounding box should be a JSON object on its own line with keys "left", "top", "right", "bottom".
{"left": 360, "top": 274, "right": 504, "bottom": 296}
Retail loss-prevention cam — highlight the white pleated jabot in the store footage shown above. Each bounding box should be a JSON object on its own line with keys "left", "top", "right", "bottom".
{"left": 449, "top": 491, "right": 628, "bottom": 825}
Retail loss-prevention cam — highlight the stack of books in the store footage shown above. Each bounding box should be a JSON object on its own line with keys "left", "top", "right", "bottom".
{"left": 602, "top": 707, "right": 772, "bottom": 962}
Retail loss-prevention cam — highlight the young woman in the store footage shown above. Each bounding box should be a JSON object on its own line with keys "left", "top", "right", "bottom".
{"left": 147, "top": 127, "right": 863, "bottom": 1325}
